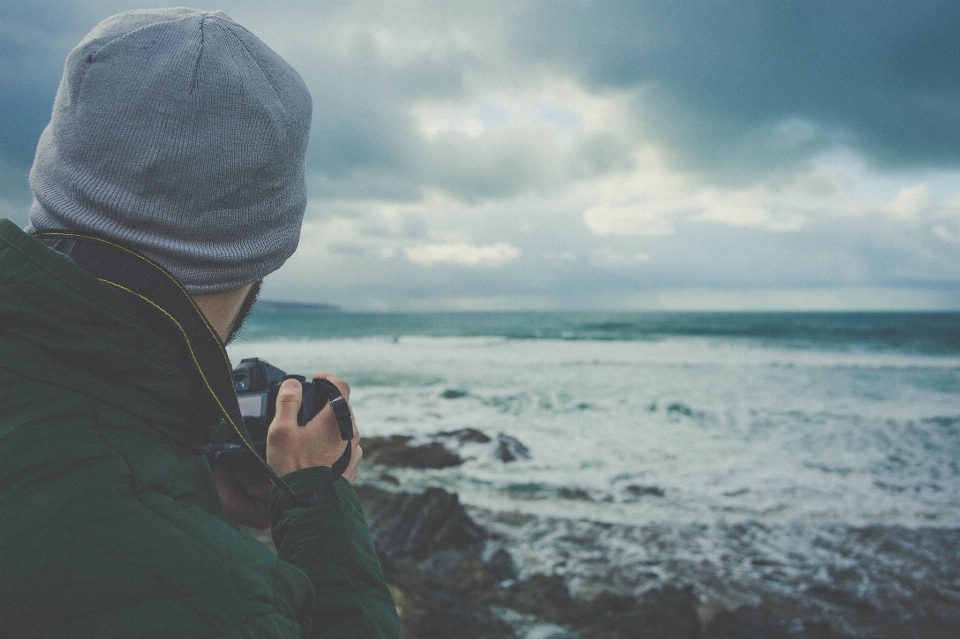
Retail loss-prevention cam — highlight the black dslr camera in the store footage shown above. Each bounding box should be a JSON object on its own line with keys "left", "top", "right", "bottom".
{"left": 206, "top": 357, "right": 329, "bottom": 468}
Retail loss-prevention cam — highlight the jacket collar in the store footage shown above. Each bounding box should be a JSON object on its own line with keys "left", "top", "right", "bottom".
{"left": 0, "top": 219, "right": 224, "bottom": 451}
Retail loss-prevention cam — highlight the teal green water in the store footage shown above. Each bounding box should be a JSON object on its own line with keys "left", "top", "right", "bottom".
{"left": 240, "top": 307, "right": 960, "bottom": 355}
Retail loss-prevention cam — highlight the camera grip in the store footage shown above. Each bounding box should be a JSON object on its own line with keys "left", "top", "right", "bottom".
{"left": 281, "top": 375, "right": 329, "bottom": 427}
{"left": 279, "top": 376, "right": 352, "bottom": 442}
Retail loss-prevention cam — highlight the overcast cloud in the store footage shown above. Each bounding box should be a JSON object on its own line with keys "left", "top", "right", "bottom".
{"left": 2, "top": 0, "right": 959, "bottom": 310}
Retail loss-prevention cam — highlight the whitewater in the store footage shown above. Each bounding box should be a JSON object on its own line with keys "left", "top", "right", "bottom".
{"left": 228, "top": 311, "right": 960, "bottom": 633}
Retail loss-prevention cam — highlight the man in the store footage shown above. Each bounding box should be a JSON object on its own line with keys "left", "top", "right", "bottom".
{"left": 0, "top": 8, "right": 401, "bottom": 638}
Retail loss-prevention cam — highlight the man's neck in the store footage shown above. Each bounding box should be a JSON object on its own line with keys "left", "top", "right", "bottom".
{"left": 191, "top": 284, "right": 255, "bottom": 343}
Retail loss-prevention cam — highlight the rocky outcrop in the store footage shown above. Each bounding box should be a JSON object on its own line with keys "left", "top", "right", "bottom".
{"left": 361, "top": 428, "right": 532, "bottom": 471}
{"left": 362, "top": 435, "right": 463, "bottom": 469}
{"left": 579, "top": 586, "right": 702, "bottom": 639}
{"left": 355, "top": 486, "right": 485, "bottom": 560}
{"left": 353, "top": 428, "right": 960, "bottom": 639}
{"left": 494, "top": 433, "right": 530, "bottom": 462}
{"left": 357, "top": 485, "right": 707, "bottom": 639}
{"left": 354, "top": 482, "right": 960, "bottom": 639}
{"left": 705, "top": 605, "right": 794, "bottom": 639}
{"left": 352, "top": 471, "right": 960, "bottom": 639}
{"left": 357, "top": 485, "right": 515, "bottom": 638}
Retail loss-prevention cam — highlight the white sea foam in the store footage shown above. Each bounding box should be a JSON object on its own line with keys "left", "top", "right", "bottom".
{"left": 229, "top": 335, "right": 960, "bottom": 528}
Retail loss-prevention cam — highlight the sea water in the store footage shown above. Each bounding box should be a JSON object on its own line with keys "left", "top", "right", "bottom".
{"left": 228, "top": 311, "right": 960, "bottom": 631}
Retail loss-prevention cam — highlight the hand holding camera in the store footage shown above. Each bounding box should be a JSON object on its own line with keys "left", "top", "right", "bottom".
{"left": 267, "top": 373, "right": 361, "bottom": 480}
{"left": 208, "top": 359, "right": 361, "bottom": 527}
{"left": 209, "top": 358, "right": 359, "bottom": 477}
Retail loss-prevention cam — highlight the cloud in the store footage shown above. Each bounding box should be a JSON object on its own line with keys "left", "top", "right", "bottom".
{"left": 0, "top": 1, "right": 98, "bottom": 171}
{"left": 694, "top": 192, "right": 806, "bottom": 233}
{"left": 583, "top": 201, "right": 676, "bottom": 237}
{"left": 933, "top": 224, "right": 960, "bottom": 244}
{"left": 12, "top": 1, "right": 959, "bottom": 196}
{"left": 511, "top": 1, "right": 960, "bottom": 176}
{"left": 884, "top": 183, "right": 932, "bottom": 223}
{"left": 588, "top": 248, "right": 652, "bottom": 271}
{"left": 272, "top": 0, "right": 643, "bottom": 205}
{"left": 4, "top": 0, "right": 960, "bottom": 310}
{"left": 405, "top": 242, "right": 520, "bottom": 267}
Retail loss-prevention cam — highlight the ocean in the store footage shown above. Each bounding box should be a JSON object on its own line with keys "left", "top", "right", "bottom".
{"left": 228, "top": 310, "right": 960, "bottom": 633}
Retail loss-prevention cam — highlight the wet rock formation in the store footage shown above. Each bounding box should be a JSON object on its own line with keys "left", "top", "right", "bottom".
{"left": 362, "top": 435, "right": 463, "bottom": 469}
{"left": 353, "top": 429, "right": 960, "bottom": 639}
{"left": 357, "top": 485, "right": 709, "bottom": 639}
{"left": 361, "top": 428, "right": 532, "bottom": 470}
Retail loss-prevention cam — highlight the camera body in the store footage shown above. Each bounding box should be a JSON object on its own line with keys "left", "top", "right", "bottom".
{"left": 206, "top": 357, "right": 322, "bottom": 467}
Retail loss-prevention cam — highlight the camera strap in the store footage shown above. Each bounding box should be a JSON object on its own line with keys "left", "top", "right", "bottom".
{"left": 301, "top": 377, "right": 355, "bottom": 500}
{"left": 34, "top": 231, "right": 344, "bottom": 508}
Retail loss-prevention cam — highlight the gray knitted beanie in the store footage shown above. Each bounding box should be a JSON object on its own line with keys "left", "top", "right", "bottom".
{"left": 27, "top": 8, "right": 312, "bottom": 294}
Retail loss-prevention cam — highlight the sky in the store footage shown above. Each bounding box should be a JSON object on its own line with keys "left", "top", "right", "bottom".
{"left": 2, "top": 0, "right": 960, "bottom": 311}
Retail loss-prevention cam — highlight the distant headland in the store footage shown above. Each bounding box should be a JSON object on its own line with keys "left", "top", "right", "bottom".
{"left": 253, "top": 300, "right": 342, "bottom": 313}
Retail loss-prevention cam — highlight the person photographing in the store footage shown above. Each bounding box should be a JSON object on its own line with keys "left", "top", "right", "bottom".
{"left": 0, "top": 8, "right": 400, "bottom": 638}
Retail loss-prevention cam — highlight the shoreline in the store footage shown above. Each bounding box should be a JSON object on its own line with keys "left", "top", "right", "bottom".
{"left": 346, "top": 432, "right": 960, "bottom": 639}
{"left": 355, "top": 480, "right": 960, "bottom": 639}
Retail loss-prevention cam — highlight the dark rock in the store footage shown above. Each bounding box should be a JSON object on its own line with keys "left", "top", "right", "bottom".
{"left": 362, "top": 435, "right": 463, "bottom": 468}
{"left": 581, "top": 585, "right": 702, "bottom": 639}
{"left": 362, "top": 435, "right": 412, "bottom": 456}
{"left": 559, "top": 487, "right": 593, "bottom": 501}
{"left": 797, "top": 619, "right": 845, "bottom": 639}
{"left": 625, "top": 484, "right": 666, "bottom": 498}
{"left": 587, "top": 591, "right": 640, "bottom": 616}
{"left": 387, "top": 569, "right": 518, "bottom": 639}
{"left": 364, "top": 430, "right": 530, "bottom": 467}
{"left": 436, "top": 428, "right": 492, "bottom": 444}
{"left": 358, "top": 485, "right": 518, "bottom": 638}
{"left": 411, "top": 550, "right": 514, "bottom": 607}
{"left": 356, "top": 486, "right": 485, "bottom": 560}
{"left": 485, "top": 548, "right": 517, "bottom": 583}
{"left": 496, "top": 433, "right": 531, "bottom": 462}
{"left": 376, "top": 473, "right": 400, "bottom": 485}
{"left": 441, "top": 388, "right": 468, "bottom": 399}
{"left": 806, "top": 585, "right": 876, "bottom": 612}
{"left": 721, "top": 488, "right": 749, "bottom": 497}
{"left": 897, "top": 615, "right": 960, "bottom": 639}
{"left": 705, "top": 605, "right": 790, "bottom": 639}
{"left": 503, "top": 574, "right": 581, "bottom": 625}
{"left": 353, "top": 481, "right": 957, "bottom": 639}
{"left": 355, "top": 485, "right": 710, "bottom": 638}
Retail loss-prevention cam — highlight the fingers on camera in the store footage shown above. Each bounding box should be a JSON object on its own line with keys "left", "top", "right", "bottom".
{"left": 312, "top": 373, "right": 350, "bottom": 400}
{"left": 273, "top": 379, "right": 303, "bottom": 417}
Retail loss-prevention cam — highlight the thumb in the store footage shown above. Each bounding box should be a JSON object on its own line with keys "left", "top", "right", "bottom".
{"left": 273, "top": 378, "right": 303, "bottom": 424}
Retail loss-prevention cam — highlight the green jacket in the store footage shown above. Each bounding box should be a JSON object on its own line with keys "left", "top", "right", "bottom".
{"left": 0, "top": 220, "right": 401, "bottom": 638}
